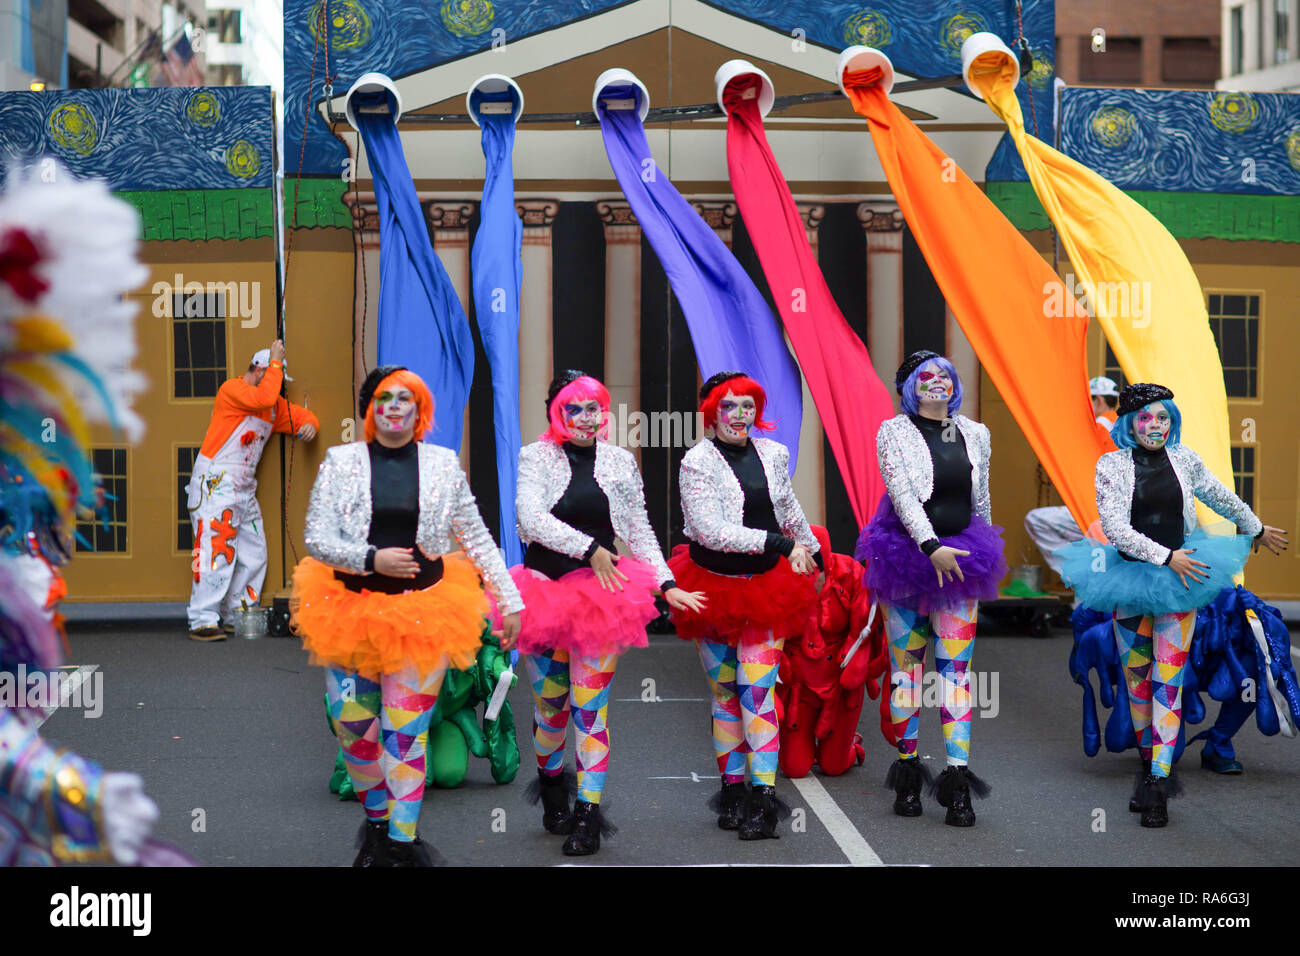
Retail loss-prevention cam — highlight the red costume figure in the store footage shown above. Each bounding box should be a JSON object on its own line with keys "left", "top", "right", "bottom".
{"left": 777, "top": 525, "right": 887, "bottom": 778}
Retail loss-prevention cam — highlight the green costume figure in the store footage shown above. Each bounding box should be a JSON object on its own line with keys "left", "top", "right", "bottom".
{"left": 328, "top": 629, "right": 519, "bottom": 795}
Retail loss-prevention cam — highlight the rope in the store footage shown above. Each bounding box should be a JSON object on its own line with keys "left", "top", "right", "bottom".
{"left": 1014, "top": 0, "right": 1038, "bottom": 139}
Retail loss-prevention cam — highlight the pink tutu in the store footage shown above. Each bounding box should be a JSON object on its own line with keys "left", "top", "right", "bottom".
{"left": 494, "top": 559, "right": 662, "bottom": 657}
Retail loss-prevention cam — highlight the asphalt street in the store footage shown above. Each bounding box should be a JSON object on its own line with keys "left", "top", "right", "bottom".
{"left": 43, "top": 617, "right": 1300, "bottom": 867}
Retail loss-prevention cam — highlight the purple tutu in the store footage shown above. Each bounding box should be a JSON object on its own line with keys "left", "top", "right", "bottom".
{"left": 855, "top": 496, "right": 1008, "bottom": 614}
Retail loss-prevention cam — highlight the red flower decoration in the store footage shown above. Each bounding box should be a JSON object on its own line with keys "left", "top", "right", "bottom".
{"left": 0, "top": 227, "right": 49, "bottom": 303}
{"left": 240, "top": 431, "right": 259, "bottom": 446}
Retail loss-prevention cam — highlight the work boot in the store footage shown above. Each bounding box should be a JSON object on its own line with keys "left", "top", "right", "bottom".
{"left": 738, "top": 785, "right": 789, "bottom": 840}
{"left": 931, "top": 765, "right": 991, "bottom": 828}
{"left": 563, "top": 800, "right": 615, "bottom": 856}
{"left": 708, "top": 781, "right": 748, "bottom": 830}
{"left": 352, "top": 820, "right": 388, "bottom": 867}
{"left": 525, "top": 768, "right": 577, "bottom": 834}
{"left": 885, "top": 756, "right": 931, "bottom": 818}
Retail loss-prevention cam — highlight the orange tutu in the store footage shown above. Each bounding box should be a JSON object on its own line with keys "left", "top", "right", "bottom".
{"left": 291, "top": 552, "right": 489, "bottom": 676}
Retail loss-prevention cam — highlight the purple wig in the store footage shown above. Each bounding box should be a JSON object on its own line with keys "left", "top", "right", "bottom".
{"left": 899, "top": 355, "right": 963, "bottom": 416}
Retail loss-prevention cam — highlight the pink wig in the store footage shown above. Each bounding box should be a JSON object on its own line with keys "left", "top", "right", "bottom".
{"left": 539, "top": 375, "right": 611, "bottom": 444}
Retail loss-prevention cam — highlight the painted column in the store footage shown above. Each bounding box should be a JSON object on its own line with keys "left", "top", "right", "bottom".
{"left": 793, "top": 201, "right": 826, "bottom": 527}
{"left": 596, "top": 200, "right": 642, "bottom": 458}
{"left": 859, "top": 204, "right": 906, "bottom": 407}
{"left": 516, "top": 200, "right": 560, "bottom": 446}
{"left": 427, "top": 200, "right": 478, "bottom": 472}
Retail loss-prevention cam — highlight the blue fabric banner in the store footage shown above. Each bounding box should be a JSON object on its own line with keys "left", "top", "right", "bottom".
{"left": 469, "top": 85, "right": 524, "bottom": 565}
{"left": 355, "top": 91, "right": 475, "bottom": 451}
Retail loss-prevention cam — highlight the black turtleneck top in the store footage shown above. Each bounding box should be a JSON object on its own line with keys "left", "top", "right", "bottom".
{"left": 910, "top": 414, "right": 973, "bottom": 546}
{"left": 689, "top": 437, "right": 823, "bottom": 575}
{"left": 335, "top": 439, "right": 444, "bottom": 593}
{"left": 1121, "top": 445, "right": 1184, "bottom": 561}
{"left": 524, "top": 442, "right": 617, "bottom": 581}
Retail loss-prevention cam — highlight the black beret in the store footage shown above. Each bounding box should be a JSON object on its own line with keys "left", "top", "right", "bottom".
{"left": 1117, "top": 383, "right": 1174, "bottom": 417}
{"left": 545, "top": 369, "right": 589, "bottom": 413}
{"left": 699, "top": 370, "right": 748, "bottom": 403}
{"left": 895, "top": 350, "right": 941, "bottom": 394}
{"left": 358, "top": 364, "right": 408, "bottom": 419}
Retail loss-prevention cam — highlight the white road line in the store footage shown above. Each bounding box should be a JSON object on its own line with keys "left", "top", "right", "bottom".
{"left": 34, "top": 664, "right": 98, "bottom": 728}
{"left": 1291, "top": 645, "right": 1299, "bottom": 663}
{"left": 789, "top": 773, "right": 884, "bottom": 867}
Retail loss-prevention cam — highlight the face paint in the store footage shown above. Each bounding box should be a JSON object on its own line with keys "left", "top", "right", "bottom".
{"left": 374, "top": 388, "right": 416, "bottom": 436}
{"left": 915, "top": 362, "right": 953, "bottom": 406}
{"left": 1133, "top": 402, "right": 1171, "bottom": 450}
{"left": 715, "top": 390, "right": 756, "bottom": 443}
{"left": 564, "top": 400, "right": 603, "bottom": 441}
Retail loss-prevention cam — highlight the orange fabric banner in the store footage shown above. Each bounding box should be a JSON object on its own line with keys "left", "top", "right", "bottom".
{"left": 844, "top": 69, "right": 1112, "bottom": 531}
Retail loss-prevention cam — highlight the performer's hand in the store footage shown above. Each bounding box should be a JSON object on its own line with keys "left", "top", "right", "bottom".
{"left": 1255, "top": 525, "right": 1289, "bottom": 555}
{"left": 664, "top": 587, "right": 707, "bottom": 613}
{"left": 374, "top": 546, "right": 419, "bottom": 578}
{"left": 1168, "top": 548, "right": 1210, "bottom": 588}
{"left": 296, "top": 423, "right": 317, "bottom": 441}
{"left": 589, "top": 546, "right": 629, "bottom": 592}
{"left": 269, "top": 339, "right": 286, "bottom": 363}
{"left": 790, "top": 544, "right": 816, "bottom": 575}
{"left": 493, "top": 612, "right": 521, "bottom": 652}
{"left": 930, "top": 546, "right": 970, "bottom": 588}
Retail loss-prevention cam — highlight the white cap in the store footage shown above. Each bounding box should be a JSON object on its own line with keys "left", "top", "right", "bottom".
{"left": 1089, "top": 376, "right": 1118, "bottom": 398}
{"left": 252, "top": 348, "right": 292, "bottom": 381}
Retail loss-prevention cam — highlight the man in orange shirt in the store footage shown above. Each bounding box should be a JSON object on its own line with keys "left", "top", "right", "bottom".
{"left": 185, "top": 340, "right": 319, "bottom": 640}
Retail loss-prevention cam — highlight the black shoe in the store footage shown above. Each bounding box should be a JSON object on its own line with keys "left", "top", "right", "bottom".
{"left": 931, "top": 766, "right": 991, "bottom": 828}
{"left": 563, "top": 800, "right": 615, "bottom": 856}
{"left": 1130, "top": 760, "right": 1151, "bottom": 813}
{"left": 386, "top": 835, "right": 443, "bottom": 867}
{"left": 525, "top": 768, "right": 577, "bottom": 835}
{"left": 1136, "top": 770, "right": 1182, "bottom": 828}
{"left": 737, "top": 785, "right": 790, "bottom": 841}
{"left": 707, "top": 781, "right": 748, "bottom": 830}
{"left": 885, "top": 757, "right": 932, "bottom": 818}
{"left": 352, "top": 820, "right": 388, "bottom": 867}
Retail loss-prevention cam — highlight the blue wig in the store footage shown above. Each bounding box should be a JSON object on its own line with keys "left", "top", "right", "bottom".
{"left": 900, "top": 355, "right": 964, "bottom": 416}
{"left": 1110, "top": 398, "right": 1182, "bottom": 449}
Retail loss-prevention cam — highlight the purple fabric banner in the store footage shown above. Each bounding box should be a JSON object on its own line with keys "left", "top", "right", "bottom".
{"left": 595, "top": 82, "right": 802, "bottom": 472}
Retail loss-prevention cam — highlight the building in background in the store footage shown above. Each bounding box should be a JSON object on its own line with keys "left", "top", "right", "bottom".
{"left": 1055, "top": 0, "right": 1222, "bottom": 87}
{"left": 203, "top": 0, "right": 283, "bottom": 98}
{"left": 1220, "top": 0, "right": 1300, "bottom": 90}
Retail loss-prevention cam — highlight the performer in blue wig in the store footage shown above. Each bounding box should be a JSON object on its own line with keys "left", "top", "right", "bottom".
{"left": 1057, "top": 383, "right": 1288, "bottom": 827}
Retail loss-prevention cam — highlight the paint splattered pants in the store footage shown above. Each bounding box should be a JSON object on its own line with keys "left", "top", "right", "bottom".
{"left": 697, "top": 635, "right": 784, "bottom": 787}
{"left": 884, "top": 600, "right": 979, "bottom": 766}
{"left": 1113, "top": 608, "right": 1196, "bottom": 778}
{"left": 524, "top": 650, "right": 618, "bottom": 805}
{"left": 187, "top": 473, "right": 267, "bottom": 630}
{"left": 326, "top": 663, "right": 448, "bottom": 842}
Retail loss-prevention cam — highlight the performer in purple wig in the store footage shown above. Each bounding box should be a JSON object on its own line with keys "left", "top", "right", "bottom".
{"left": 856, "top": 351, "right": 1007, "bottom": 827}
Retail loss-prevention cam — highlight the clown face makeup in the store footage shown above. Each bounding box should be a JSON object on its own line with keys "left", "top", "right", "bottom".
{"left": 373, "top": 387, "right": 417, "bottom": 444}
{"left": 564, "top": 399, "right": 604, "bottom": 445}
{"left": 1132, "top": 402, "right": 1172, "bottom": 450}
{"left": 715, "top": 390, "right": 756, "bottom": 445}
{"left": 915, "top": 362, "right": 954, "bottom": 407}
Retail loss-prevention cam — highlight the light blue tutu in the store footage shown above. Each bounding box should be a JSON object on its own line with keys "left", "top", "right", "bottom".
{"left": 1057, "top": 526, "right": 1253, "bottom": 616}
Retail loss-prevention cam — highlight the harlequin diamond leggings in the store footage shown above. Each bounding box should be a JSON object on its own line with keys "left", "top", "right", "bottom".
{"left": 697, "top": 634, "right": 783, "bottom": 787}
{"left": 884, "top": 600, "right": 978, "bottom": 766}
{"left": 523, "top": 649, "right": 618, "bottom": 805}
{"left": 326, "top": 662, "right": 447, "bottom": 842}
{"left": 1113, "top": 608, "right": 1196, "bottom": 778}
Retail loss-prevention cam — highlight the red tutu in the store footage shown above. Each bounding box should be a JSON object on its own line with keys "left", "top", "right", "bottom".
{"left": 666, "top": 545, "right": 817, "bottom": 646}
{"left": 493, "top": 559, "right": 662, "bottom": 657}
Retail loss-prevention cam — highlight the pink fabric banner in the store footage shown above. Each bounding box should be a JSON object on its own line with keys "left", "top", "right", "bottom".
{"left": 721, "top": 74, "right": 895, "bottom": 526}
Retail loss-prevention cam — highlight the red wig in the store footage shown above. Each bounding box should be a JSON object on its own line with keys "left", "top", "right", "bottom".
{"left": 540, "top": 375, "right": 610, "bottom": 444}
{"left": 700, "top": 375, "right": 775, "bottom": 432}
{"left": 363, "top": 369, "right": 435, "bottom": 443}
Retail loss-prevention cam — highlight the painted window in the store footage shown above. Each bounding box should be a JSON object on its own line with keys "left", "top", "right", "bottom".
{"left": 1206, "top": 293, "right": 1260, "bottom": 398}
{"left": 76, "top": 448, "right": 127, "bottom": 553}
{"left": 1079, "top": 36, "right": 1142, "bottom": 83}
{"left": 1231, "top": 445, "right": 1256, "bottom": 509}
{"left": 177, "top": 445, "right": 202, "bottom": 551}
{"left": 173, "top": 291, "right": 227, "bottom": 399}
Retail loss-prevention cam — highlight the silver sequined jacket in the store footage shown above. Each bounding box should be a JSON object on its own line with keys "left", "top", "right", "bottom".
{"left": 876, "top": 414, "right": 992, "bottom": 547}
{"left": 304, "top": 441, "right": 524, "bottom": 614}
{"left": 516, "top": 441, "right": 674, "bottom": 586}
{"left": 1095, "top": 445, "right": 1262, "bottom": 565}
{"left": 679, "top": 437, "right": 819, "bottom": 556}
